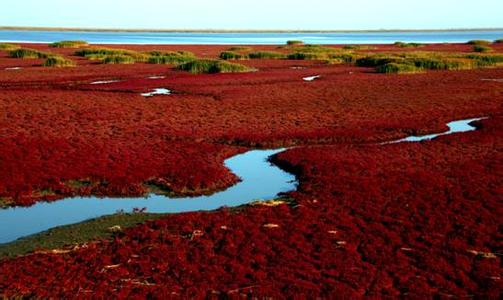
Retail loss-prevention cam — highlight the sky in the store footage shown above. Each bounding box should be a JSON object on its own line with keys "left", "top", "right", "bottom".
{"left": 1, "top": 0, "right": 503, "bottom": 30}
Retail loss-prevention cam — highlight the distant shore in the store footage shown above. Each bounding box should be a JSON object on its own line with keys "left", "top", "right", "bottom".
{"left": 1, "top": 26, "right": 503, "bottom": 33}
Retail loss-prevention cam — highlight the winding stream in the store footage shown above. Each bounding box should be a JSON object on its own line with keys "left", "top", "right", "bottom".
{"left": 0, "top": 117, "right": 484, "bottom": 244}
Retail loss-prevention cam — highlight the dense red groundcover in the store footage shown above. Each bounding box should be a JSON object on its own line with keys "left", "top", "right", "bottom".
{"left": 0, "top": 43, "right": 502, "bottom": 297}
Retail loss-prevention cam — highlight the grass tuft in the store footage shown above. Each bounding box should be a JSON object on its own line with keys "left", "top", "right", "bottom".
{"left": 177, "top": 59, "right": 255, "bottom": 74}
{"left": 473, "top": 45, "right": 493, "bottom": 53}
{"left": 342, "top": 45, "right": 377, "bottom": 50}
{"left": 227, "top": 46, "right": 253, "bottom": 52}
{"left": 286, "top": 40, "right": 305, "bottom": 46}
{"left": 76, "top": 47, "right": 149, "bottom": 64}
{"left": 49, "top": 40, "right": 88, "bottom": 48}
{"left": 376, "top": 63, "right": 423, "bottom": 74}
{"left": 9, "top": 48, "right": 49, "bottom": 59}
{"left": 102, "top": 55, "right": 137, "bottom": 64}
{"left": 467, "top": 40, "right": 492, "bottom": 45}
{"left": 0, "top": 43, "right": 20, "bottom": 51}
{"left": 394, "top": 41, "right": 423, "bottom": 48}
{"left": 248, "top": 51, "right": 286, "bottom": 59}
{"left": 219, "top": 51, "right": 249, "bottom": 60}
{"left": 43, "top": 56, "right": 76, "bottom": 67}
{"left": 148, "top": 51, "right": 196, "bottom": 65}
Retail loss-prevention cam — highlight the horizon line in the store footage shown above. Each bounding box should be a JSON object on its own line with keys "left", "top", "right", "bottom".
{"left": 1, "top": 26, "right": 503, "bottom": 33}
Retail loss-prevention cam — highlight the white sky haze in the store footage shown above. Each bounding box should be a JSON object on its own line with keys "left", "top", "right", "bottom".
{"left": 1, "top": 0, "right": 502, "bottom": 30}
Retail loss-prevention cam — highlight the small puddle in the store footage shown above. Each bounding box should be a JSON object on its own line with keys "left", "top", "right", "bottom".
{"left": 148, "top": 76, "right": 166, "bottom": 79}
{"left": 0, "top": 117, "right": 487, "bottom": 244}
{"left": 4, "top": 67, "right": 22, "bottom": 70}
{"left": 141, "top": 88, "right": 171, "bottom": 97}
{"left": 303, "top": 75, "right": 321, "bottom": 81}
{"left": 90, "top": 80, "right": 121, "bottom": 85}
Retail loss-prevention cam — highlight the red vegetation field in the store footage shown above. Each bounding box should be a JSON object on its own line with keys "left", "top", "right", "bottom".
{"left": 0, "top": 43, "right": 502, "bottom": 297}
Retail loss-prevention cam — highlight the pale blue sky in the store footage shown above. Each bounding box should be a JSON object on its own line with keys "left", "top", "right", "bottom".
{"left": 2, "top": 0, "right": 502, "bottom": 30}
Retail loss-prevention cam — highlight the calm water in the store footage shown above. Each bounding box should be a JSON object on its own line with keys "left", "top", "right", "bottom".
{"left": 387, "top": 117, "right": 485, "bottom": 143}
{"left": 0, "top": 149, "right": 296, "bottom": 244}
{"left": 1, "top": 30, "right": 502, "bottom": 44}
{"left": 0, "top": 118, "right": 484, "bottom": 244}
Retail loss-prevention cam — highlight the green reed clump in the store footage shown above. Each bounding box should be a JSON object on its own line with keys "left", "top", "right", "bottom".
{"left": 473, "top": 45, "right": 493, "bottom": 53}
{"left": 49, "top": 40, "right": 88, "bottom": 48}
{"left": 467, "top": 40, "right": 491, "bottom": 45}
{"left": 248, "top": 51, "right": 286, "bottom": 59}
{"left": 219, "top": 51, "right": 249, "bottom": 60}
{"left": 0, "top": 43, "right": 19, "bottom": 50}
{"left": 102, "top": 55, "right": 136, "bottom": 64}
{"left": 356, "top": 54, "right": 404, "bottom": 67}
{"left": 464, "top": 53, "right": 503, "bottom": 67}
{"left": 177, "top": 59, "right": 254, "bottom": 74}
{"left": 42, "top": 56, "right": 76, "bottom": 67}
{"left": 287, "top": 52, "right": 325, "bottom": 60}
{"left": 343, "top": 45, "right": 377, "bottom": 50}
{"left": 394, "top": 41, "right": 423, "bottom": 48}
{"left": 148, "top": 51, "right": 196, "bottom": 65}
{"left": 227, "top": 46, "right": 253, "bottom": 52}
{"left": 286, "top": 40, "right": 305, "bottom": 46}
{"left": 376, "top": 63, "right": 423, "bottom": 74}
{"left": 9, "top": 48, "right": 49, "bottom": 59}
{"left": 76, "top": 47, "right": 149, "bottom": 64}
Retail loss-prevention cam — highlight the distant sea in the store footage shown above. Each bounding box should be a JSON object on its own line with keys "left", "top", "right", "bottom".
{"left": 1, "top": 30, "right": 502, "bottom": 45}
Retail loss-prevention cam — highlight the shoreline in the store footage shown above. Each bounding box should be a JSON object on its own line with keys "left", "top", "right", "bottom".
{"left": 1, "top": 26, "right": 503, "bottom": 33}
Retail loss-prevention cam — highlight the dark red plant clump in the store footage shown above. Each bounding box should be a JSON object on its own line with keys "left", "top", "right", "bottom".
{"left": 0, "top": 43, "right": 502, "bottom": 297}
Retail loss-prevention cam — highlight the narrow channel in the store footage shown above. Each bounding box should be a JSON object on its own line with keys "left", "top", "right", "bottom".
{"left": 0, "top": 117, "right": 484, "bottom": 244}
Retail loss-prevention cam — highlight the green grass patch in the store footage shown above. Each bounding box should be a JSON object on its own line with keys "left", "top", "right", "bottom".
{"left": 467, "top": 40, "right": 492, "bottom": 45}
{"left": 342, "top": 45, "right": 377, "bottom": 50}
{"left": 177, "top": 59, "right": 255, "bottom": 74}
{"left": 43, "top": 56, "right": 76, "bottom": 67}
{"left": 9, "top": 48, "right": 49, "bottom": 59}
{"left": 286, "top": 40, "right": 305, "bottom": 46}
{"left": 473, "top": 45, "right": 493, "bottom": 53}
{"left": 248, "top": 51, "right": 286, "bottom": 59}
{"left": 49, "top": 40, "right": 88, "bottom": 48}
{"left": 394, "top": 41, "right": 423, "bottom": 48}
{"left": 0, "top": 43, "right": 19, "bottom": 50}
{"left": 219, "top": 51, "right": 249, "bottom": 60}
{"left": 227, "top": 46, "right": 253, "bottom": 52}
{"left": 148, "top": 51, "right": 196, "bottom": 65}
{"left": 376, "top": 63, "right": 424, "bottom": 74}
{"left": 102, "top": 54, "right": 137, "bottom": 64}
{"left": 355, "top": 51, "right": 492, "bottom": 73}
{"left": 76, "top": 47, "right": 149, "bottom": 64}
{"left": 464, "top": 53, "right": 503, "bottom": 67}
{"left": 0, "top": 212, "right": 165, "bottom": 258}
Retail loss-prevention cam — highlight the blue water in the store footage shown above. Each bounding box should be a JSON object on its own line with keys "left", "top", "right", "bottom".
{"left": 0, "top": 149, "right": 296, "bottom": 244}
{"left": 0, "top": 117, "right": 485, "bottom": 244}
{"left": 1, "top": 30, "right": 502, "bottom": 45}
{"left": 386, "top": 117, "right": 485, "bottom": 144}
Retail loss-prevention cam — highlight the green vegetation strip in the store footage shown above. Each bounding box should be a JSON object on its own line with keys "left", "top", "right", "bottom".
{"left": 0, "top": 197, "right": 294, "bottom": 259}
{"left": 0, "top": 213, "right": 165, "bottom": 258}
{"left": 177, "top": 59, "right": 255, "bottom": 74}
{"left": 49, "top": 40, "right": 88, "bottom": 48}
{"left": 0, "top": 43, "right": 19, "bottom": 50}
{"left": 9, "top": 48, "right": 49, "bottom": 59}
